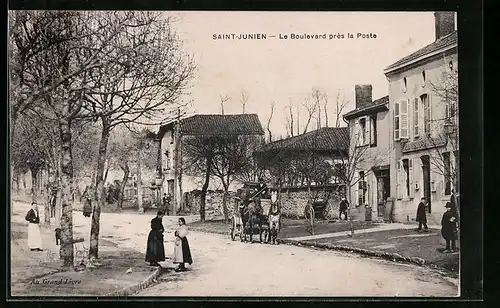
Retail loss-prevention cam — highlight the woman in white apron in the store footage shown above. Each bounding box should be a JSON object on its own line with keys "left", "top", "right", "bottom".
{"left": 25, "top": 202, "right": 43, "bottom": 251}
{"left": 172, "top": 217, "right": 192, "bottom": 272}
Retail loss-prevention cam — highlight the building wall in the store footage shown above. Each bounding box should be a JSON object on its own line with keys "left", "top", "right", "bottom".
{"left": 387, "top": 49, "right": 458, "bottom": 224}
{"left": 347, "top": 109, "right": 391, "bottom": 220}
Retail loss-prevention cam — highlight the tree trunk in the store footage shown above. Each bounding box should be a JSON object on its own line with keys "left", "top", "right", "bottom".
{"left": 118, "top": 163, "right": 130, "bottom": 209}
{"left": 222, "top": 182, "right": 229, "bottom": 224}
{"left": 30, "top": 167, "right": 38, "bottom": 202}
{"left": 44, "top": 189, "right": 51, "bottom": 226}
{"left": 58, "top": 118, "right": 75, "bottom": 268}
{"left": 200, "top": 156, "right": 212, "bottom": 222}
{"left": 137, "top": 149, "right": 143, "bottom": 212}
{"left": 89, "top": 122, "right": 111, "bottom": 259}
{"left": 347, "top": 185, "right": 355, "bottom": 236}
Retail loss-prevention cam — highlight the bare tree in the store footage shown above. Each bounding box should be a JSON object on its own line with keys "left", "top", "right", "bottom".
{"left": 288, "top": 98, "right": 295, "bottom": 137}
{"left": 301, "top": 96, "right": 319, "bottom": 134}
{"left": 312, "top": 88, "right": 323, "bottom": 129}
{"left": 323, "top": 93, "right": 329, "bottom": 127}
{"left": 240, "top": 90, "right": 249, "bottom": 114}
{"left": 334, "top": 89, "right": 350, "bottom": 127}
{"left": 77, "top": 12, "right": 195, "bottom": 260}
{"left": 220, "top": 95, "right": 231, "bottom": 115}
{"left": 266, "top": 102, "right": 275, "bottom": 142}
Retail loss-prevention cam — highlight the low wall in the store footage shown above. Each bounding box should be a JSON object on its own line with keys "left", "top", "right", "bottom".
{"left": 184, "top": 190, "right": 237, "bottom": 217}
{"left": 278, "top": 185, "right": 344, "bottom": 219}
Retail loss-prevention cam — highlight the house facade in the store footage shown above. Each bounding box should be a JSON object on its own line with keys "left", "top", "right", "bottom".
{"left": 255, "top": 127, "right": 350, "bottom": 218}
{"left": 343, "top": 85, "right": 391, "bottom": 221}
{"left": 384, "top": 12, "right": 458, "bottom": 224}
{"left": 156, "top": 114, "right": 265, "bottom": 213}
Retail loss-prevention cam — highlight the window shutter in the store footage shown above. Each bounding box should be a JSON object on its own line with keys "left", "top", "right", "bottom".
{"left": 365, "top": 117, "right": 370, "bottom": 145}
{"left": 354, "top": 173, "right": 359, "bottom": 206}
{"left": 394, "top": 102, "right": 400, "bottom": 140}
{"left": 414, "top": 97, "right": 420, "bottom": 137}
{"left": 413, "top": 158, "right": 420, "bottom": 192}
{"left": 354, "top": 122, "right": 360, "bottom": 147}
{"left": 370, "top": 117, "right": 375, "bottom": 145}
{"left": 400, "top": 100, "right": 409, "bottom": 139}
{"left": 409, "top": 158, "right": 414, "bottom": 198}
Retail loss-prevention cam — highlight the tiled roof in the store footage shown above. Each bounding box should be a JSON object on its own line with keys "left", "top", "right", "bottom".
{"left": 158, "top": 114, "right": 264, "bottom": 137}
{"left": 343, "top": 96, "right": 389, "bottom": 120}
{"left": 385, "top": 31, "right": 457, "bottom": 73}
{"left": 260, "top": 127, "right": 349, "bottom": 153}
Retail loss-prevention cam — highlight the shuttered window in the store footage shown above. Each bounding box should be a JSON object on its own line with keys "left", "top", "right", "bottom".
{"left": 409, "top": 158, "right": 414, "bottom": 198}
{"left": 394, "top": 102, "right": 400, "bottom": 140}
{"left": 400, "top": 100, "right": 409, "bottom": 139}
{"left": 370, "top": 115, "right": 377, "bottom": 145}
{"left": 422, "top": 94, "right": 430, "bottom": 135}
{"left": 414, "top": 97, "right": 420, "bottom": 137}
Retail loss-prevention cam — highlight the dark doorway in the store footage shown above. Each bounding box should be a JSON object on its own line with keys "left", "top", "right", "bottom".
{"left": 376, "top": 170, "right": 390, "bottom": 218}
{"left": 421, "top": 155, "right": 431, "bottom": 213}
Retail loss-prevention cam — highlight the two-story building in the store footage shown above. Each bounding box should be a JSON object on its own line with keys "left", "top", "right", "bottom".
{"left": 384, "top": 12, "right": 458, "bottom": 224}
{"left": 156, "top": 114, "right": 265, "bottom": 213}
{"left": 343, "top": 85, "right": 391, "bottom": 221}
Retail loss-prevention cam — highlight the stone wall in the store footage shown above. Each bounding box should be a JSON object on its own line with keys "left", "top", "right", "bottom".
{"left": 184, "top": 190, "right": 238, "bottom": 218}
{"left": 278, "top": 185, "right": 345, "bottom": 219}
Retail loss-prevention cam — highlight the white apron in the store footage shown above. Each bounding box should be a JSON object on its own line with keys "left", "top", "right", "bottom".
{"left": 172, "top": 225, "right": 188, "bottom": 263}
{"left": 28, "top": 222, "right": 42, "bottom": 249}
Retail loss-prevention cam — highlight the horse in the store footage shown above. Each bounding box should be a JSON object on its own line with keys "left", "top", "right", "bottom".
{"left": 241, "top": 200, "right": 265, "bottom": 243}
{"left": 267, "top": 203, "right": 281, "bottom": 244}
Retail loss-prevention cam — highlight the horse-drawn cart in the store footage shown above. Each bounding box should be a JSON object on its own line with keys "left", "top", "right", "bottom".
{"left": 230, "top": 181, "right": 281, "bottom": 244}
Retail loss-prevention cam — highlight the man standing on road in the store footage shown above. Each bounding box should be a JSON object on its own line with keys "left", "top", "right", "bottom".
{"left": 416, "top": 197, "right": 429, "bottom": 232}
{"left": 162, "top": 193, "right": 171, "bottom": 216}
{"left": 339, "top": 197, "right": 349, "bottom": 220}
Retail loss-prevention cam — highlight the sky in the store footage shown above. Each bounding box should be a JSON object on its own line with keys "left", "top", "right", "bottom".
{"left": 168, "top": 11, "right": 436, "bottom": 138}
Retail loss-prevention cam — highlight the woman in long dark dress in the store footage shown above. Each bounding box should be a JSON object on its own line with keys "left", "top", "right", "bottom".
{"left": 145, "top": 210, "right": 166, "bottom": 266}
{"left": 173, "top": 217, "right": 192, "bottom": 272}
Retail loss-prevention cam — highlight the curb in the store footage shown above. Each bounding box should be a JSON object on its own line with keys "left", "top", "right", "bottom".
{"left": 277, "top": 238, "right": 427, "bottom": 266}
{"left": 105, "top": 266, "right": 163, "bottom": 297}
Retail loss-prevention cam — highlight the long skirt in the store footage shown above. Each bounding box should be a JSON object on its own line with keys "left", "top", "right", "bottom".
{"left": 28, "top": 223, "right": 42, "bottom": 249}
{"left": 173, "top": 237, "right": 193, "bottom": 265}
{"left": 145, "top": 231, "right": 165, "bottom": 262}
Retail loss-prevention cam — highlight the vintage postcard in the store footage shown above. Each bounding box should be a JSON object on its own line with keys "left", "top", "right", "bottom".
{"left": 9, "top": 10, "right": 462, "bottom": 298}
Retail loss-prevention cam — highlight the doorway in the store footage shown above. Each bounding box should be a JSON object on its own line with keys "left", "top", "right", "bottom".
{"left": 421, "top": 155, "right": 431, "bottom": 213}
{"left": 375, "top": 168, "right": 390, "bottom": 218}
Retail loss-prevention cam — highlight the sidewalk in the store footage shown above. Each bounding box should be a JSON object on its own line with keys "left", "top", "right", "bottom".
{"left": 10, "top": 218, "right": 161, "bottom": 297}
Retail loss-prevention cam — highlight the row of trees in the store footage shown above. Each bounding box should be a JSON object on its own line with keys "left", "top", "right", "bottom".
{"left": 10, "top": 11, "right": 195, "bottom": 268}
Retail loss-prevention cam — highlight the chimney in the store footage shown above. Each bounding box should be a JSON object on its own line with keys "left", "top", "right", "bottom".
{"left": 434, "top": 12, "right": 455, "bottom": 40}
{"left": 355, "top": 85, "right": 372, "bottom": 109}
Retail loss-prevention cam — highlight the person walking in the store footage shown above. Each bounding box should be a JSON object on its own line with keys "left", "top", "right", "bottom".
{"left": 416, "top": 197, "right": 429, "bottom": 232}
{"left": 25, "top": 202, "right": 43, "bottom": 251}
{"left": 145, "top": 210, "right": 166, "bottom": 266}
{"left": 339, "top": 197, "right": 349, "bottom": 220}
{"left": 173, "top": 217, "right": 193, "bottom": 272}
{"left": 441, "top": 202, "right": 459, "bottom": 253}
{"left": 162, "top": 193, "right": 171, "bottom": 216}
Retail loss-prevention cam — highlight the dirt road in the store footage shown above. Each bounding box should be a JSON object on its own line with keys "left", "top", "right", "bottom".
{"left": 137, "top": 232, "right": 459, "bottom": 297}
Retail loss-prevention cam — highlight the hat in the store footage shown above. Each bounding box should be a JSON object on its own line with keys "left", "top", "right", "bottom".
{"left": 445, "top": 202, "right": 452, "bottom": 208}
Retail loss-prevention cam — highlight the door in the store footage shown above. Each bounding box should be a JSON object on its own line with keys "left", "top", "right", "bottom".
{"left": 377, "top": 177, "right": 385, "bottom": 217}
{"left": 421, "top": 155, "right": 431, "bottom": 213}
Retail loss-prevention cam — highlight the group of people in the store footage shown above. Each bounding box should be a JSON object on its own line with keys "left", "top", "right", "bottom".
{"left": 416, "top": 192, "right": 459, "bottom": 253}
{"left": 145, "top": 211, "right": 193, "bottom": 272}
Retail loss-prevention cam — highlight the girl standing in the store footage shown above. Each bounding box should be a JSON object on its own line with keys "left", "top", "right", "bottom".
{"left": 173, "top": 217, "right": 192, "bottom": 272}
{"left": 25, "top": 202, "right": 43, "bottom": 251}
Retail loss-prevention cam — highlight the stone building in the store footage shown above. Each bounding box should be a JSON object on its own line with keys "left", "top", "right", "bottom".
{"left": 343, "top": 85, "right": 391, "bottom": 221}
{"left": 384, "top": 12, "right": 458, "bottom": 224}
{"left": 156, "top": 114, "right": 265, "bottom": 213}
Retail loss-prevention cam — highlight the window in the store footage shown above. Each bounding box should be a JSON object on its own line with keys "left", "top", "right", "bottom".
{"left": 170, "top": 129, "right": 175, "bottom": 144}
{"left": 400, "top": 100, "right": 409, "bottom": 139}
{"left": 421, "top": 94, "right": 430, "bottom": 135}
{"left": 359, "top": 118, "right": 367, "bottom": 145}
{"left": 370, "top": 116, "right": 377, "bottom": 146}
{"left": 402, "top": 77, "right": 407, "bottom": 93}
{"left": 164, "top": 151, "right": 170, "bottom": 170}
{"left": 394, "top": 102, "right": 400, "bottom": 140}
{"left": 403, "top": 159, "right": 410, "bottom": 196}
{"left": 414, "top": 97, "right": 420, "bottom": 137}
{"left": 443, "top": 152, "right": 451, "bottom": 195}
{"left": 421, "top": 71, "right": 426, "bottom": 87}
{"left": 358, "top": 171, "right": 366, "bottom": 205}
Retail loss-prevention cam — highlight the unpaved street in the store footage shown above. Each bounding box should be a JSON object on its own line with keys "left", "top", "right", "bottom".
{"left": 137, "top": 232, "right": 459, "bottom": 297}
{"left": 10, "top": 201, "right": 459, "bottom": 297}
